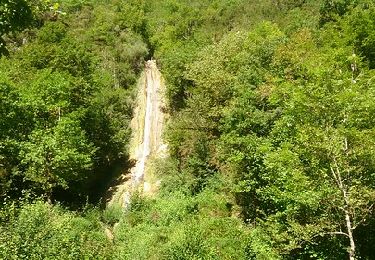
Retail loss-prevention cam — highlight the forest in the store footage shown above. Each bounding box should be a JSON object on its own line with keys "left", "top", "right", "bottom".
{"left": 1, "top": 0, "right": 375, "bottom": 259}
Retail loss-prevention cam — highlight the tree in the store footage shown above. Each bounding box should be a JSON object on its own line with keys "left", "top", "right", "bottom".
{"left": 267, "top": 43, "right": 375, "bottom": 256}
{"left": 292, "top": 81, "right": 375, "bottom": 259}
{"left": 20, "top": 118, "right": 95, "bottom": 199}
{"left": 0, "top": 81, "right": 27, "bottom": 196}
{"left": 0, "top": 0, "right": 33, "bottom": 54}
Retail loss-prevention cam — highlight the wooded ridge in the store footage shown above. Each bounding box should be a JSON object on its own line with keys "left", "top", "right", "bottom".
{"left": 1, "top": 0, "right": 375, "bottom": 259}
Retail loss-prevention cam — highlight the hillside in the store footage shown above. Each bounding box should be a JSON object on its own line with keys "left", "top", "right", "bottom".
{"left": 1, "top": 0, "right": 375, "bottom": 259}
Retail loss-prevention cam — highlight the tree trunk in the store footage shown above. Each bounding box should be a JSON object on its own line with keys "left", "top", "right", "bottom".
{"left": 331, "top": 158, "right": 356, "bottom": 260}
{"left": 345, "top": 207, "right": 356, "bottom": 260}
{"left": 342, "top": 182, "right": 355, "bottom": 259}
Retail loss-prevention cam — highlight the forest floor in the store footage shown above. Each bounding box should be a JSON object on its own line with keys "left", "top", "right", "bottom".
{"left": 106, "top": 60, "right": 167, "bottom": 208}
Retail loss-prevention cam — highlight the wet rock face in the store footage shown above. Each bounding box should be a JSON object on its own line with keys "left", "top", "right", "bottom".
{"left": 107, "top": 60, "right": 167, "bottom": 208}
{"left": 131, "top": 59, "right": 166, "bottom": 186}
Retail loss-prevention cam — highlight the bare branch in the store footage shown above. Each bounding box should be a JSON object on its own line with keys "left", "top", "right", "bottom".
{"left": 344, "top": 137, "right": 348, "bottom": 152}
{"left": 314, "top": 231, "right": 350, "bottom": 239}
{"left": 325, "top": 231, "right": 350, "bottom": 238}
{"left": 330, "top": 166, "right": 341, "bottom": 187}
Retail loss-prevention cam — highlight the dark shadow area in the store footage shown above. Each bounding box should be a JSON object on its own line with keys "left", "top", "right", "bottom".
{"left": 53, "top": 157, "right": 135, "bottom": 210}
{"left": 98, "top": 158, "right": 136, "bottom": 208}
{"left": 355, "top": 215, "right": 375, "bottom": 259}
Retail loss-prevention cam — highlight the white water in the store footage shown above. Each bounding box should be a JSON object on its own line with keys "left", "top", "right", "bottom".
{"left": 107, "top": 60, "right": 166, "bottom": 208}
{"left": 131, "top": 60, "right": 164, "bottom": 185}
{"left": 133, "top": 60, "right": 154, "bottom": 184}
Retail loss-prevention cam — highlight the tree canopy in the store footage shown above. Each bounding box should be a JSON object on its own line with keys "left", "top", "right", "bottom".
{"left": 1, "top": 0, "right": 375, "bottom": 259}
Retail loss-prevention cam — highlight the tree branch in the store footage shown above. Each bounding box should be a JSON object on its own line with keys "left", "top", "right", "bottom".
{"left": 323, "top": 231, "right": 350, "bottom": 238}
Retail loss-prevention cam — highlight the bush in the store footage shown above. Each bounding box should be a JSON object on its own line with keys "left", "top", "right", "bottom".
{"left": 0, "top": 201, "right": 112, "bottom": 259}
{"left": 102, "top": 204, "right": 123, "bottom": 225}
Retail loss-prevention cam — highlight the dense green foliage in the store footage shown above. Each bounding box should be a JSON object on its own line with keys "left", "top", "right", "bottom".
{"left": 146, "top": 0, "right": 375, "bottom": 259}
{"left": 1, "top": 199, "right": 112, "bottom": 259}
{"left": 1, "top": 0, "right": 375, "bottom": 259}
{"left": 0, "top": 0, "right": 147, "bottom": 201}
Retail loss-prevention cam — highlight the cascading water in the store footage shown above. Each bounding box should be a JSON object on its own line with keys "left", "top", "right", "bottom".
{"left": 107, "top": 60, "right": 166, "bottom": 209}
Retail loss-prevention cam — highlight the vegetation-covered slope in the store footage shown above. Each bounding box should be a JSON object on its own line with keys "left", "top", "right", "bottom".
{"left": 0, "top": 0, "right": 148, "bottom": 203}
{"left": 1, "top": 0, "right": 375, "bottom": 259}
